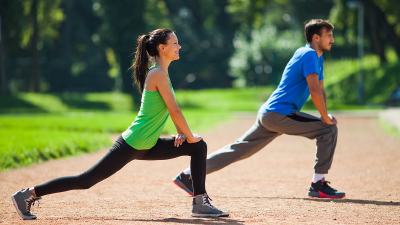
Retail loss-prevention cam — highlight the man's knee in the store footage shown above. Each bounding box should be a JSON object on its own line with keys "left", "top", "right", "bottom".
{"left": 330, "top": 124, "right": 338, "bottom": 135}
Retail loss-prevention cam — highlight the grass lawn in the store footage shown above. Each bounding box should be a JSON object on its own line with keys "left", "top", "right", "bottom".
{"left": 0, "top": 87, "right": 272, "bottom": 170}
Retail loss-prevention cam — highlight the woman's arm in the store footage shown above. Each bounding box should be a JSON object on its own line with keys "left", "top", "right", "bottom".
{"left": 171, "top": 122, "right": 186, "bottom": 147}
{"left": 146, "top": 68, "right": 202, "bottom": 144}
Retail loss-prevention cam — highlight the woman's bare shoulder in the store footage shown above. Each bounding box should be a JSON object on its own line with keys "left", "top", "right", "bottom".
{"left": 147, "top": 67, "right": 167, "bottom": 79}
{"left": 146, "top": 67, "right": 169, "bottom": 87}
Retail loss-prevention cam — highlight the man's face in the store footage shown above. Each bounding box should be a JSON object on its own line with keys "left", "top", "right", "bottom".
{"left": 318, "top": 28, "right": 335, "bottom": 52}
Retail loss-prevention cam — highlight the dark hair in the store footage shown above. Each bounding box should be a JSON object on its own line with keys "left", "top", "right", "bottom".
{"left": 304, "top": 19, "right": 334, "bottom": 43}
{"left": 132, "top": 29, "right": 174, "bottom": 93}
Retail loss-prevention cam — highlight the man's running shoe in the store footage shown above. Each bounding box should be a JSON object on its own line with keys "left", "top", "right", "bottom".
{"left": 172, "top": 172, "right": 193, "bottom": 196}
{"left": 192, "top": 193, "right": 229, "bottom": 217}
{"left": 11, "top": 188, "right": 41, "bottom": 220}
{"left": 308, "top": 178, "right": 345, "bottom": 198}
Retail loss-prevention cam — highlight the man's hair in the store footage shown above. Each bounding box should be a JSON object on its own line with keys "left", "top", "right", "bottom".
{"left": 304, "top": 19, "right": 334, "bottom": 43}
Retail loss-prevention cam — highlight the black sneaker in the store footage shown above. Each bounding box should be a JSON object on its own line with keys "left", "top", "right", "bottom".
{"left": 172, "top": 172, "right": 193, "bottom": 196}
{"left": 308, "top": 178, "right": 345, "bottom": 198}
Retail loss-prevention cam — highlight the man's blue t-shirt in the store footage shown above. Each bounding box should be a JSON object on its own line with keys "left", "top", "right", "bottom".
{"left": 258, "top": 44, "right": 324, "bottom": 115}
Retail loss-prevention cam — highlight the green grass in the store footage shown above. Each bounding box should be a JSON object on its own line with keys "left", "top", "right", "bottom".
{"left": 0, "top": 112, "right": 135, "bottom": 133}
{"left": 0, "top": 128, "right": 111, "bottom": 171}
{"left": 0, "top": 92, "right": 134, "bottom": 113}
{"left": 380, "top": 119, "right": 400, "bottom": 140}
{"left": 174, "top": 87, "right": 274, "bottom": 111}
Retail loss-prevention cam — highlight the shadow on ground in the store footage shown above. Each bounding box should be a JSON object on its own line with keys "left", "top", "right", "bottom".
{"left": 220, "top": 196, "right": 399, "bottom": 206}
{"left": 42, "top": 217, "right": 245, "bottom": 224}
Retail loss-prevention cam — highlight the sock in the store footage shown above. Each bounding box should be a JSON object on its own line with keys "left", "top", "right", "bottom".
{"left": 312, "top": 173, "right": 324, "bottom": 183}
{"left": 182, "top": 167, "right": 191, "bottom": 175}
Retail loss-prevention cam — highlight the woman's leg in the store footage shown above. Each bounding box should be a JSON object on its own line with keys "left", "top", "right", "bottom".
{"left": 140, "top": 138, "right": 207, "bottom": 196}
{"left": 34, "top": 136, "right": 147, "bottom": 197}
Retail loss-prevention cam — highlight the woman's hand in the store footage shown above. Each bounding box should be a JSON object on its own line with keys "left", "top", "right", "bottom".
{"left": 187, "top": 134, "right": 203, "bottom": 143}
{"left": 172, "top": 134, "right": 186, "bottom": 147}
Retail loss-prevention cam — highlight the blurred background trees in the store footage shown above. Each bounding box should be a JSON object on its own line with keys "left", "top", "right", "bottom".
{"left": 0, "top": 0, "right": 399, "bottom": 105}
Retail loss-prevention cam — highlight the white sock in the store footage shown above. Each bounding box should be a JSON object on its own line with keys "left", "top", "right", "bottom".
{"left": 312, "top": 173, "right": 325, "bottom": 183}
{"left": 183, "top": 167, "right": 191, "bottom": 175}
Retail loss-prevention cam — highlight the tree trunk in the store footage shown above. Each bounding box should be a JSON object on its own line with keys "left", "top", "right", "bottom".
{"left": 63, "top": 0, "right": 72, "bottom": 60}
{"left": 0, "top": 11, "right": 10, "bottom": 94}
{"left": 364, "top": 3, "right": 387, "bottom": 63}
{"left": 30, "top": 0, "right": 41, "bottom": 92}
{"left": 0, "top": 17, "right": 8, "bottom": 94}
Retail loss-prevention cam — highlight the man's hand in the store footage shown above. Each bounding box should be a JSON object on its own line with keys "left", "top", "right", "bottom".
{"left": 321, "top": 114, "right": 338, "bottom": 125}
{"left": 172, "top": 134, "right": 186, "bottom": 147}
{"left": 329, "top": 114, "right": 338, "bottom": 124}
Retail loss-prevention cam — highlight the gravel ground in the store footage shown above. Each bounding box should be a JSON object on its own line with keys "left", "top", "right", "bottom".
{"left": 1, "top": 114, "right": 399, "bottom": 224}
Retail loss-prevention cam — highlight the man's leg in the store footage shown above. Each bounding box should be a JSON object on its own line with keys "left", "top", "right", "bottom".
{"left": 261, "top": 111, "right": 337, "bottom": 174}
{"left": 173, "top": 114, "right": 282, "bottom": 194}
{"left": 260, "top": 111, "right": 344, "bottom": 198}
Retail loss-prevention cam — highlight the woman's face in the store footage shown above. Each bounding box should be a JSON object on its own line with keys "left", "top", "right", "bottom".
{"left": 159, "top": 33, "right": 181, "bottom": 61}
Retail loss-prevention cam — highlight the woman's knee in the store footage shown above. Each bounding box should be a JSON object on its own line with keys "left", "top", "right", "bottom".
{"left": 192, "top": 140, "right": 207, "bottom": 155}
{"left": 75, "top": 174, "right": 99, "bottom": 190}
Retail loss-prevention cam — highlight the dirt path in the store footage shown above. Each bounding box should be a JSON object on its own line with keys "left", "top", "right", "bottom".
{"left": 1, "top": 115, "right": 399, "bottom": 224}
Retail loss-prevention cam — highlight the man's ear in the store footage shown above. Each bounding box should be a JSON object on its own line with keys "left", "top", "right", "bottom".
{"left": 313, "top": 33, "right": 320, "bottom": 42}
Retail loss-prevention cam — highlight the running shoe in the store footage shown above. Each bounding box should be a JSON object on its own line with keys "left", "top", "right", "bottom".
{"left": 192, "top": 193, "right": 229, "bottom": 217}
{"left": 11, "top": 188, "right": 41, "bottom": 220}
{"left": 308, "top": 178, "right": 346, "bottom": 198}
{"left": 172, "top": 172, "right": 193, "bottom": 196}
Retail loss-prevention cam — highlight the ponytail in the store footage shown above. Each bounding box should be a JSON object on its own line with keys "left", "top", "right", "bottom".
{"left": 133, "top": 34, "right": 150, "bottom": 94}
{"left": 131, "top": 29, "right": 174, "bottom": 94}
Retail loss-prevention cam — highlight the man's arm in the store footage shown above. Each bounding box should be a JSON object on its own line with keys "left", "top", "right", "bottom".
{"left": 306, "top": 73, "right": 334, "bottom": 125}
{"left": 319, "top": 79, "right": 338, "bottom": 124}
{"left": 319, "top": 79, "right": 327, "bottom": 109}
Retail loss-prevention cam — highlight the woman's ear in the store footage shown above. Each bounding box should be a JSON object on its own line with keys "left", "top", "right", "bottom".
{"left": 158, "top": 44, "right": 165, "bottom": 54}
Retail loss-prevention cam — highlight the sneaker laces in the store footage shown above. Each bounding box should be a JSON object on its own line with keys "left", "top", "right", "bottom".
{"left": 202, "top": 194, "right": 216, "bottom": 209}
{"left": 322, "top": 181, "right": 338, "bottom": 194}
{"left": 25, "top": 196, "right": 41, "bottom": 213}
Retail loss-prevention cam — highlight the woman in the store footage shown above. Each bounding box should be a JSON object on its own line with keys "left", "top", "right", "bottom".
{"left": 11, "top": 29, "right": 228, "bottom": 219}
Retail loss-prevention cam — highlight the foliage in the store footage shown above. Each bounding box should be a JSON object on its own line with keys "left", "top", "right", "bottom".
{"left": 20, "top": 0, "right": 64, "bottom": 48}
{"left": 230, "top": 25, "right": 302, "bottom": 87}
{"left": 304, "top": 50, "right": 399, "bottom": 107}
{"left": 1, "top": 0, "right": 399, "bottom": 108}
{"left": 228, "top": 0, "right": 333, "bottom": 87}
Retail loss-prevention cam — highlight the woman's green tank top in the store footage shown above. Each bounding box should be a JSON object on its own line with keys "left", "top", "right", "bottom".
{"left": 122, "top": 65, "right": 175, "bottom": 150}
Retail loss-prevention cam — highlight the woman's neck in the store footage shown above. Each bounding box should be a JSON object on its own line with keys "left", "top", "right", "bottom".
{"left": 154, "top": 57, "right": 171, "bottom": 73}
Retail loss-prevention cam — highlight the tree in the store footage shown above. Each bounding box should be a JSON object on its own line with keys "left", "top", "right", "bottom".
{"left": 163, "top": 0, "right": 238, "bottom": 89}
{"left": 330, "top": 0, "right": 400, "bottom": 64}
{"left": 94, "top": 0, "right": 147, "bottom": 95}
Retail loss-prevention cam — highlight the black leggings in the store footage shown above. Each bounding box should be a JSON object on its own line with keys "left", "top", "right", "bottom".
{"left": 35, "top": 136, "right": 207, "bottom": 196}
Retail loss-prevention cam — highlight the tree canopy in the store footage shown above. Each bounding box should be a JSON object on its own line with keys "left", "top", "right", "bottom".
{"left": 0, "top": 0, "right": 399, "bottom": 96}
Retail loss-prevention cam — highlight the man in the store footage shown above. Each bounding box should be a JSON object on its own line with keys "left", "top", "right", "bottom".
{"left": 173, "top": 19, "right": 345, "bottom": 198}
